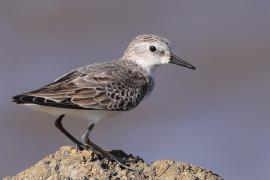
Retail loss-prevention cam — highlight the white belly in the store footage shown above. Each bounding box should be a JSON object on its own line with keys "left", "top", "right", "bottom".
{"left": 23, "top": 104, "right": 121, "bottom": 122}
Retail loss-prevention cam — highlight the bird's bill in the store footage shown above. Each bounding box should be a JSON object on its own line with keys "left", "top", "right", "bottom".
{"left": 169, "top": 54, "right": 196, "bottom": 70}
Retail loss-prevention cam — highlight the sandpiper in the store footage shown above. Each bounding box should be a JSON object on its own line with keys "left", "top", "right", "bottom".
{"left": 12, "top": 34, "right": 195, "bottom": 170}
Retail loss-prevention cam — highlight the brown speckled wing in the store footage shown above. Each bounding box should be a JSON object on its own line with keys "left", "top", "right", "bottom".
{"left": 13, "top": 61, "right": 151, "bottom": 111}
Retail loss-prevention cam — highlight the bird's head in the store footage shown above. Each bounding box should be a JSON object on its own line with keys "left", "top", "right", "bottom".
{"left": 123, "top": 34, "right": 196, "bottom": 73}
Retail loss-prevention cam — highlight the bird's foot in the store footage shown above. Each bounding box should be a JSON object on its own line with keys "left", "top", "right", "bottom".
{"left": 98, "top": 150, "right": 142, "bottom": 173}
{"left": 75, "top": 143, "right": 89, "bottom": 151}
{"left": 120, "top": 157, "right": 140, "bottom": 164}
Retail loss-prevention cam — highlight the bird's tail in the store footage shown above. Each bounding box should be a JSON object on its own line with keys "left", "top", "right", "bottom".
{"left": 12, "top": 94, "right": 31, "bottom": 104}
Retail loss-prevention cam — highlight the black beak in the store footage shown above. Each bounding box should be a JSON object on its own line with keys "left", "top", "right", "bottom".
{"left": 169, "top": 54, "right": 196, "bottom": 70}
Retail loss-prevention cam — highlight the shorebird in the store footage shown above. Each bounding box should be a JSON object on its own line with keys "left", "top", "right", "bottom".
{"left": 12, "top": 34, "right": 195, "bottom": 170}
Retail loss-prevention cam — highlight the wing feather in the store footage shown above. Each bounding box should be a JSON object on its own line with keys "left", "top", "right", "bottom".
{"left": 13, "top": 61, "right": 152, "bottom": 111}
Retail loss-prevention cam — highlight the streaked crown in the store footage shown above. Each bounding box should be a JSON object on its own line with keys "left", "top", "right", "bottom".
{"left": 122, "top": 34, "right": 172, "bottom": 73}
{"left": 122, "top": 34, "right": 196, "bottom": 74}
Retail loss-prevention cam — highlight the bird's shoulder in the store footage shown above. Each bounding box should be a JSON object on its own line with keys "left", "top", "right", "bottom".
{"left": 31, "top": 60, "right": 149, "bottom": 92}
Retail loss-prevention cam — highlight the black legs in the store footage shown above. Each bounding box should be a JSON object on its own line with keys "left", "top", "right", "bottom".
{"left": 82, "top": 123, "right": 139, "bottom": 171}
{"left": 82, "top": 123, "right": 95, "bottom": 145}
{"left": 55, "top": 114, "right": 88, "bottom": 150}
{"left": 54, "top": 115, "right": 138, "bottom": 172}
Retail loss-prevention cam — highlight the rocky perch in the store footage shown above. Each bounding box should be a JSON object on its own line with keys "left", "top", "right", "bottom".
{"left": 4, "top": 146, "right": 222, "bottom": 180}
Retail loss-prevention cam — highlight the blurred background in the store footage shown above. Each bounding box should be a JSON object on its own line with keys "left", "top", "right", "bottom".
{"left": 0, "top": 0, "right": 269, "bottom": 179}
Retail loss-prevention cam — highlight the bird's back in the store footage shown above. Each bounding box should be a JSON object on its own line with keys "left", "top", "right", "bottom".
{"left": 12, "top": 60, "right": 154, "bottom": 111}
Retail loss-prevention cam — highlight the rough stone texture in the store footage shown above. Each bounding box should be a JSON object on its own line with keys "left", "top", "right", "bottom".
{"left": 4, "top": 146, "right": 222, "bottom": 180}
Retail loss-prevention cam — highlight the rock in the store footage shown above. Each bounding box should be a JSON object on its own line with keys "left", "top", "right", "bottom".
{"left": 4, "top": 146, "right": 222, "bottom": 180}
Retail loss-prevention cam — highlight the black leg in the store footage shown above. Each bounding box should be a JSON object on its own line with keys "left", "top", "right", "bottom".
{"left": 82, "top": 123, "right": 140, "bottom": 172}
{"left": 55, "top": 114, "right": 88, "bottom": 150}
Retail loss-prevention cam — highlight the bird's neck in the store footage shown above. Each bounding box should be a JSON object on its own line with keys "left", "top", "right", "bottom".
{"left": 134, "top": 59, "right": 160, "bottom": 74}
{"left": 121, "top": 57, "right": 161, "bottom": 75}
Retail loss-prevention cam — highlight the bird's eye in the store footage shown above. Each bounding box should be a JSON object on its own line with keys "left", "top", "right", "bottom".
{"left": 149, "top": 46, "right": 156, "bottom": 52}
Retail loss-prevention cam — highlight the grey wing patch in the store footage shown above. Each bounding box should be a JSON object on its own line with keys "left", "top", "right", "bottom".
{"left": 71, "top": 64, "right": 150, "bottom": 111}
{"left": 15, "top": 62, "right": 151, "bottom": 111}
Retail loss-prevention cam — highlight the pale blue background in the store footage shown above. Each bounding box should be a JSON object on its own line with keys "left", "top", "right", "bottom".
{"left": 1, "top": 1, "right": 270, "bottom": 179}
